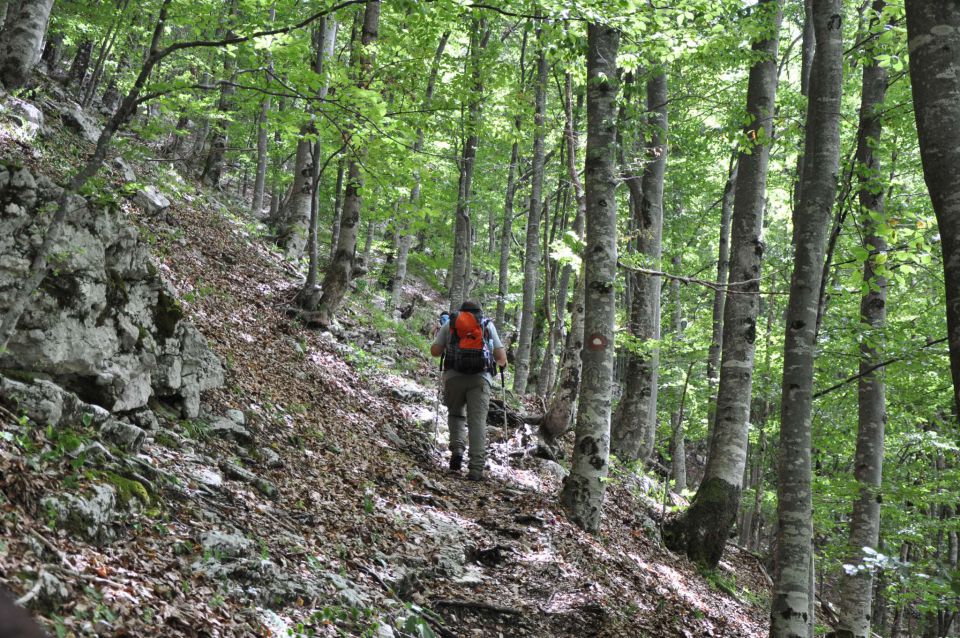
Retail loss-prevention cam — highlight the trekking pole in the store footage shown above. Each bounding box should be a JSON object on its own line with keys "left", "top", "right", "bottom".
{"left": 433, "top": 354, "right": 444, "bottom": 448}
{"left": 500, "top": 365, "right": 507, "bottom": 438}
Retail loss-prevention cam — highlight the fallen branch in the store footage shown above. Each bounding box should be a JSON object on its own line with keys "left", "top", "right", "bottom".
{"left": 432, "top": 598, "right": 523, "bottom": 616}
{"left": 14, "top": 570, "right": 46, "bottom": 606}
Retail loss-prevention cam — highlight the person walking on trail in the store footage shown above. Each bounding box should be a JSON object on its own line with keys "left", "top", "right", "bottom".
{"left": 430, "top": 300, "right": 507, "bottom": 481}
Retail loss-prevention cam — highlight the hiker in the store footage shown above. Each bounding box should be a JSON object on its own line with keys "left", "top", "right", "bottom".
{"left": 430, "top": 300, "right": 507, "bottom": 481}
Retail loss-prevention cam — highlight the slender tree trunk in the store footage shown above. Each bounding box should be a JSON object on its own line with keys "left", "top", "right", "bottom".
{"left": 769, "top": 2, "right": 844, "bottom": 636}
{"left": 610, "top": 70, "right": 667, "bottom": 463}
{"left": 330, "top": 156, "right": 346, "bottom": 258}
{"left": 541, "top": 73, "right": 587, "bottom": 441}
{"left": 312, "top": 0, "right": 380, "bottom": 327}
{"left": 836, "top": 6, "right": 890, "bottom": 635}
{"left": 0, "top": 0, "right": 53, "bottom": 89}
{"left": 665, "top": 0, "right": 784, "bottom": 569}
{"left": 559, "top": 22, "right": 619, "bottom": 533}
{"left": 251, "top": 8, "right": 276, "bottom": 215}
{"left": 513, "top": 23, "right": 548, "bottom": 390}
{"left": 296, "top": 19, "right": 340, "bottom": 310}
{"left": 669, "top": 255, "right": 687, "bottom": 493}
{"left": 707, "top": 156, "right": 738, "bottom": 440}
{"left": 279, "top": 20, "right": 338, "bottom": 259}
{"left": 392, "top": 31, "right": 449, "bottom": 312}
{"left": 496, "top": 129, "right": 520, "bottom": 327}
{"left": 905, "top": 0, "right": 960, "bottom": 418}
{"left": 448, "top": 19, "right": 489, "bottom": 310}
{"left": 201, "top": 3, "right": 238, "bottom": 189}
{"left": 65, "top": 39, "right": 93, "bottom": 91}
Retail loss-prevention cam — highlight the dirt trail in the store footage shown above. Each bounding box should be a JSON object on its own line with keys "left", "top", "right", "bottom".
{"left": 146, "top": 196, "right": 770, "bottom": 637}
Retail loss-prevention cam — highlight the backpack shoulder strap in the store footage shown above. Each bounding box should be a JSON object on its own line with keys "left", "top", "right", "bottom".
{"left": 448, "top": 312, "right": 460, "bottom": 342}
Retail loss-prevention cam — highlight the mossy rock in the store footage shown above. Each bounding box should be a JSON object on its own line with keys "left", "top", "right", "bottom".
{"left": 103, "top": 472, "right": 150, "bottom": 506}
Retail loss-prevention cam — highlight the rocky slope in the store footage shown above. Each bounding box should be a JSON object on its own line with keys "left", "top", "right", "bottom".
{"left": 0, "top": 87, "right": 770, "bottom": 637}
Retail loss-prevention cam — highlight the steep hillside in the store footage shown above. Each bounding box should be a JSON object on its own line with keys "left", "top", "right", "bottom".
{"left": 0, "top": 91, "right": 769, "bottom": 637}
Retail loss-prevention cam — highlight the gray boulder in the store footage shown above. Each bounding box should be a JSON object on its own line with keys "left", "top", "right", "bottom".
{"left": 99, "top": 419, "right": 145, "bottom": 453}
{"left": 208, "top": 416, "right": 252, "bottom": 444}
{"left": 58, "top": 101, "right": 100, "bottom": 143}
{"left": 41, "top": 484, "right": 116, "bottom": 544}
{"left": 0, "top": 96, "right": 43, "bottom": 140}
{"left": 133, "top": 185, "right": 170, "bottom": 215}
{"left": 111, "top": 157, "right": 136, "bottom": 183}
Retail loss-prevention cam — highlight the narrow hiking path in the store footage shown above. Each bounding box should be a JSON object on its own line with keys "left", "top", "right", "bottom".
{"left": 131, "top": 188, "right": 771, "bottom": 636}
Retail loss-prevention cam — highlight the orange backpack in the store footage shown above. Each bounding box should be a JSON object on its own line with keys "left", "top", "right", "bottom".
{"left": 444, "top": 310, "right": 494, "bottom": 374}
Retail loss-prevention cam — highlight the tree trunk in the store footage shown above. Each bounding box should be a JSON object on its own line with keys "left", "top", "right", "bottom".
{"left": 330, "top": 156, "right": 346, "bottom": 258}
{"left": 496, "top": 130, "right": 520, "bottom": 328}
{"left": 669, "top": 255, "right": 687, "bottom": 493}
{"left": 559, "top": 22, "right": 619, "bottom": 534}
{"left": 0, "top": 0, "right": 52, "bottom": 89}
{"left": 279, "top": 20, "right": 338, "bottom": 259}
{"left": 513, "top": 24, "right": 548, "bottom": 390}
{"left": 541, "top": 73, "right": 586, "bottom": 440}
{"left": 200, "top": 5, "right": 237, "bottom": 189}
{"left": 836, "top": 6, "right": 890, "bottom": 635}
{"left": 666, "top": 0, "right": 783, "bottom": 569}
{"left": 448, "top": 19, "right": 489, "bottom": 310}
{"left": 610, "top": 69, "right": 667, "bottom": 464}
{"left": 312, "top": 0, "right": 380, "bottom": 328}
{"left": 905, "top": 0, "right": 960, "bottom": 418}
{"left": 769, "top": 1, "right": 844, "bottom": 636}
{"left": 707, "top": 156, "right": 738, "bottom": 440}
{"left": 251, "top": 8, "right": 277, "bottom": 215}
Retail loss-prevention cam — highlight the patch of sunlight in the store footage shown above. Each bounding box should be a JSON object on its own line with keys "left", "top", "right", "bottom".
{"left": 630, "top": 552, "right": 712, "bottom": 614}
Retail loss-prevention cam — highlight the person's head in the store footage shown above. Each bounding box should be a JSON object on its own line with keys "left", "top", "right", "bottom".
{"left": 439, "top": 310, "right": 450, "bottom": 325}
{"left": 459, "top": 300, "right": 482, "bottom": 313}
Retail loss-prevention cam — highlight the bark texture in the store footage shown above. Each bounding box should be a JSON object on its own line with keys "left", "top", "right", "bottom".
{"left": 770, "top": 1, "right": 844, "bottom": 636}
{"left": 312, "top": 0, "right": 380, "bottom": 328}
{"left": 0, "top": 0, "right": 53, "bottom": 89}
{"left": 610, "top": 70, "right": 667, "bottom": 463}
{"left": 906, "top": 0, "right": 960, "bottom": 417}
{"left": 666, "top": 0, "right": 783, "bottom": 569}
{"left": 707, "top": 157, "right": 738, "bottom": 437}
{"left": 836, "top": 7, "right": 889, "bottom": 635}
{"left": 559, "top": 23, "right": 619, "bottom": 533}
{"left": 513, "top": 27, "right": 548, "bottom": 392}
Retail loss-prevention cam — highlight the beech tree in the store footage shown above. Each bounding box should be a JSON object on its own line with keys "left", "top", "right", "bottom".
{"left": 0, "top": 0, "right": 54, "bottom": 89}
{"left": 560, "top": 21, "right": 619, "bottom": 533}
{"left": 665, "top": 0, "right": 784, "bottom": 569}
{"left": 769, "top": 0, "right": 844, "bottom": 634}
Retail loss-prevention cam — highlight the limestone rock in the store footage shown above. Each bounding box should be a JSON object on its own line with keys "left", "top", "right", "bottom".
{"left": 225, "top": 408, "right": 245, "bottom": 425}
{"left": 0, "top": 165, "right": 223, "bottom": 418}
{"left": 111, "top": 157, "right": 136, "bottom": 183}
{"left": 0, "top": 376, "right": 110, "bottom": 430}
{"left": 58, "top": 101, "right": 100, "bottom": 143}
{"left": 41, "top": 484, "right": 116, "bottom": 544}
{"left": 0, "top": 96, "right": 43, "bottom": 140}
{"left": 133, "top": 185, "right": 170, "bottom": 215}
{"left": 200, "top": 531, "right": 254, "bottom": 559}
{"left": 257, "top": 447, "right": 282, "bottom": 469}
{"left": 99, "top": 419, "right": 145, "bottom": 453}
{"left": 208, "top": 417, "right": 252, "bottom": 444}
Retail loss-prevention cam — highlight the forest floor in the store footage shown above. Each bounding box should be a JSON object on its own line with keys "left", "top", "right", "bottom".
{"left": 0, "top": 91, "right": 770, "bottom": 637}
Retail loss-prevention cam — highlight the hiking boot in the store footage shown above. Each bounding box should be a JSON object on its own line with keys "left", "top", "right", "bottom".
{"left": 449, "top": 454, "right": 463, "bottom": 472}
{"left": 467, "top": 469, "right": 484, "bottom": 482}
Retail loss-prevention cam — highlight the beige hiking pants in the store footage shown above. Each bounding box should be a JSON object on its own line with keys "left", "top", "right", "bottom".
{"left": 444, "top": 373, "right": 491, "bottom": 473}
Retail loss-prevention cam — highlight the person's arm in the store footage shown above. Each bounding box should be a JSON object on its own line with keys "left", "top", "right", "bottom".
{"left": 487, "top": 322, "right": 508, "bottom": 368}
{"left": 430, "top": 324, "right": 448, "bottom": 358}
